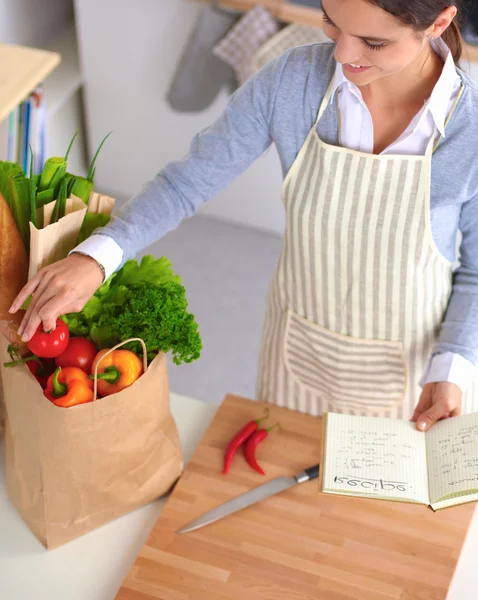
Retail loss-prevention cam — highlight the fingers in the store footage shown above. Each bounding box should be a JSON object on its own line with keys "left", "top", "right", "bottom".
{"left": 19, "top": 286, "right": 57, "bottom": 342}
{"left": 9, "top": 271, "right": 43, "bottom": 314}
{"left": 414, "top": 383, "right": 462, "bottom": 431}
{"left": 415, "top": 404, "right": 449, "bottom": 431}
{"left": 411, "top": 384, "right": 434, "bottom": 423}
{"left": 35, "top": 295, "right": 85, "bottom": 333}
{"left": 17, "top": 275, "right": 55, "bottom": 340}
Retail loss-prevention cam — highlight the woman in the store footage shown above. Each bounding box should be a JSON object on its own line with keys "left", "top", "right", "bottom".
{"left": 10, "top": 0, "right": 478, "bottom": 430}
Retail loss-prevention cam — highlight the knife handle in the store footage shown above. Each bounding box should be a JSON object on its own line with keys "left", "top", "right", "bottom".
{"left": 295, "top": 464, "right": 320, "bottom": 483}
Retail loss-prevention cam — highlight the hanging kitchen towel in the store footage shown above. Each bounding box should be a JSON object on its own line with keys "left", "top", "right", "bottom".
{"left": 213, "top": 6, "right": 279, "bottom": 86}
{"left": 166, "top": 6, "right": 239, "bottom": 112}
{"left": 252, "top": 23, "right": 328, "bottom": 73}
{"left": 287, "top": 0, "right": 321, "bottom": 7}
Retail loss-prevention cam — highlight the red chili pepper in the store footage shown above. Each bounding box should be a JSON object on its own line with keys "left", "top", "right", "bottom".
{"left": 243, "top": 423, "right": 280, "bottom": 475}
{"left": 223, "top": 408, "right": 269, "bottom": 474}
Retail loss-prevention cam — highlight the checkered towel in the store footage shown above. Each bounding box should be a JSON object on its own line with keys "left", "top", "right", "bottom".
{"left": 252, "top": 23, "right": 328, "bottom": 72}
{"left": 213, "top": 6, "right": 279, "bottom": 86}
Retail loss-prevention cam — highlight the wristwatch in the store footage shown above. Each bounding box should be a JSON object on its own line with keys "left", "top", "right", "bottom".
{"left": 70, "top": 251, "right": 106, "bottom": 282}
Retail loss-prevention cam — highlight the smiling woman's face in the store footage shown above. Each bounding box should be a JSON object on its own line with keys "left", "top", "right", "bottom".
{"left": 321, "top": 0, "right": 433, "bottom": 86}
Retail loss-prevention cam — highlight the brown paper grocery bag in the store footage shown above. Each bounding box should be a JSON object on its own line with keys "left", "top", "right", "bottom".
{"left": 0, "top": 336, "right": 183, "bottom": 550}
{"left": 28, "top": 196, "right": 87, "bottom": 279}
{"left": 87, "top": 191, "right": 115, "bottom": 216}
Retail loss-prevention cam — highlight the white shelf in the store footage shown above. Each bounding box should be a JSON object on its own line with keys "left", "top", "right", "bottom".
{"left": 41, "top": 20, "right": 83, "bottom": 118}
{"left": 0, "top": 42, "right": 60, "bottom": 124}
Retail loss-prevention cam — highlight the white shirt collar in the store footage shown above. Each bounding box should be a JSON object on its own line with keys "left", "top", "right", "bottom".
{"left": 330, "top": 38, "right": 461, "bottom": 137}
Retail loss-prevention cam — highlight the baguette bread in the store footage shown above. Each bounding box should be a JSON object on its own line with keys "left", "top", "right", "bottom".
{"left": 0, "top": 191, "right": 29, "bottom": 440}
{"left": 0, "top": 192, "right": 29, "bottom": 328}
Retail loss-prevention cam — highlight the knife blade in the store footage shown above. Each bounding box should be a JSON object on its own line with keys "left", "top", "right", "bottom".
{"left": 176, "top": 464, "right": 319, "bottom": 534}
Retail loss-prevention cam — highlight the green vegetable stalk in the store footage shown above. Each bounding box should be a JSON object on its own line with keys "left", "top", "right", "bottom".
{"left": 87, "top": 132, "right": 111, "bottom": 183}
{"left": 7, "top": 172, "right": 31, "bottom": 251}
{"left": 0, "top": 162, "right": 31, "bottom": 250}
{"left": 50, "top": 177, "right": 68, "bottom": 224}
{"left": 65, "top": 129, "right": 79, "bottom": 161}
{"left": 36, "top": 187, "right": 56, "bottom": 208}
{"left": 76, "top": 212, "right": 110, "bottom": 245}
{"left": 63, "top": 131, "right": 111, "bottom": 204}
{"left": 38, "top": 156, "right": 66, "bottom": 195}
{"left": 29, "top": 146, "right": 37, "bottom": 228}
{"left": 66, "top": 174, "right": 94, "bottom": 203}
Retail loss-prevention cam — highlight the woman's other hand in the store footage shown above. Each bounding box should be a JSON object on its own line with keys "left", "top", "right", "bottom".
{"left": 412, "top": 382, "right": 462, "bottom": 431}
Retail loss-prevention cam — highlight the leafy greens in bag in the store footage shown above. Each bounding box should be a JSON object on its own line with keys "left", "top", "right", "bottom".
{"left": 60, "top": 255, "right": 202, "bottom": 365}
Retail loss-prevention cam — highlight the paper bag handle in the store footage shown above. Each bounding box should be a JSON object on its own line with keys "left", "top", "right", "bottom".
{"left": 91, "top": 337, "right": 148, "bottom": 402}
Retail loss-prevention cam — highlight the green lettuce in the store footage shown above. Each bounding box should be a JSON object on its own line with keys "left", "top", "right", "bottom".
{"left": 60, "top": 254, "right": 201, "bottom": 365}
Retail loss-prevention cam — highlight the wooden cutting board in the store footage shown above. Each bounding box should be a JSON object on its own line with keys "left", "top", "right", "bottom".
{"left": 117, "top": 394, "right": 475, "bottom": 600}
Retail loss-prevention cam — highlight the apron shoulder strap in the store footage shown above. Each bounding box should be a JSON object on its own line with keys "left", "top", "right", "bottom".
{"left": 430, "top": 82, "right": 465, "bottom": 155}
{"left": 314, "top": 77, "right": 336, "bottom": 126}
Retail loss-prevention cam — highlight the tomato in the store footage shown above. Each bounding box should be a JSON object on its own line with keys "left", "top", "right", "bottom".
{"left": 27, "top": 319, "right": 70, "bottom": 358}
{"left": 55, "top": 337, "right": 98, "bottom": 373}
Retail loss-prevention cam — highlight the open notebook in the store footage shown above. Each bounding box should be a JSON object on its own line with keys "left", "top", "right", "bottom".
{"left": 319, "top": 411, "right": 478, "bottom": 511}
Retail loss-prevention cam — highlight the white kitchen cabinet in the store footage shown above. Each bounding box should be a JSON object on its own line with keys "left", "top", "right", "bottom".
{"left": 73, "top": 0, "right": 285, "bottom": 236}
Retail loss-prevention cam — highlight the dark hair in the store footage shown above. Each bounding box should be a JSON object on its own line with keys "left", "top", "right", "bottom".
{"left": 366, "top": 1, "right": 463, "bottom": 63}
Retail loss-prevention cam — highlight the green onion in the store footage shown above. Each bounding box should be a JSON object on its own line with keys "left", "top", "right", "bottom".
{"left": 38, "top": 156, "right": 67, "bottom": 195}
{"left": 50, "top": 177, "right": 68, "bottom": 224}
{"left": 36, "top": 188, "right": 56, "bottom": 208}
{"left": 28, "top": 146, "right": 37, "bottom": 228}
{"left": 76, "top": 212, "right": 110, "bottom": 245}
{"left": 7, "top": 172, "right": 31, "bottom": 251}
{"left": 87, "top": 131, "right": 111, "bottom": 182}
{"left": 0, "top": 162, "right": 25, "bottom": 210}
{"left": 66, "top": 174, "right": 94, "bottom": 204}
{"left": 65, "top": 129, "right": 79, "bottom": 161}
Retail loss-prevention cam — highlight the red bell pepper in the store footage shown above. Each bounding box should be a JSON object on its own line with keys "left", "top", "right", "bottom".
{"left": 44, "top": 367, "right": 94, "bottom": 407}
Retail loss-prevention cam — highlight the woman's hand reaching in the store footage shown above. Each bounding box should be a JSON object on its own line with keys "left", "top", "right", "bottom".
{"left": 9, "top": 253, "right": 104, "bottom": 342}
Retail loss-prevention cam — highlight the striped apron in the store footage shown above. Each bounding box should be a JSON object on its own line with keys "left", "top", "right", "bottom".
{"left": 256, "top": 77, "right": 476, "bottom": 419}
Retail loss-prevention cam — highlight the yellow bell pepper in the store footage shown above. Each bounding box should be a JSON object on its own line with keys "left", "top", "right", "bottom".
{"left": 90, "top": 348, "right": 143, "bottom": 397}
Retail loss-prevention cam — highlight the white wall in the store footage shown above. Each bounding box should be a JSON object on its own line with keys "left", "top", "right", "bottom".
{"left": 0, "top": 0, "right": 86, "bottom": 176}
{"left": 0, "top": 0, "right": 72, "bottom": 47}
{"left": 74, "top": 0, "right": 285, "bottom": 236}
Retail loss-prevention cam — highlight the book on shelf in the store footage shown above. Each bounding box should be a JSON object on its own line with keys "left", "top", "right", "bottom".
{"left": 319, "top": 410, "right": 478, "bottom": 511}
{"left": 7, "top": 85, "right": 46, "bottom": 174}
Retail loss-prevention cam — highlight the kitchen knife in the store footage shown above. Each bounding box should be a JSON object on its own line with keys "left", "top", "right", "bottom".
{"left": 176, "top": 464, "right": 319, "bottom": 534}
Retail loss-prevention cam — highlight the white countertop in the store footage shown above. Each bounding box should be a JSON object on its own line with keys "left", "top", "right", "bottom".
{"left": 0, "top": 392, "right": 477, "bottom": 600}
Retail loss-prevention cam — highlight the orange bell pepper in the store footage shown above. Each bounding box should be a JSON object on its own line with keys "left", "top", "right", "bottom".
{"left": 44, "top": 366, "right": 94, "bottom": 407}
{"left": 90, "top": 348, "right": 143, "bottom": 397}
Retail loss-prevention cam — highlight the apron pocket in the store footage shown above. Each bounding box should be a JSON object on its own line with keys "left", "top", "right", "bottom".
{"left": 283, "top": 310, "right": 408, "bottom": 411}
